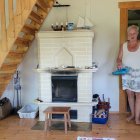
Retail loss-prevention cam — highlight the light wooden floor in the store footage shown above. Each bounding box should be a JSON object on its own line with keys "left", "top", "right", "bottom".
{"left": 0, "top": 113, "right": 140, "bottom": 140}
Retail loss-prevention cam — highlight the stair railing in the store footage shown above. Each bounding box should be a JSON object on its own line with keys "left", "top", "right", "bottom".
{"left": 0, "top": 0, "right": 36, "bottom": 67}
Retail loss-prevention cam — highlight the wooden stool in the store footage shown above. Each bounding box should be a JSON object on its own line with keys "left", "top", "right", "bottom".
{"left": 43, "top": 107, "right": 71, "bottom": 134}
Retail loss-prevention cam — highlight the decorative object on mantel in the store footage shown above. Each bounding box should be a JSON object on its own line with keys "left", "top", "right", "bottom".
{"left": 53, "top": 1, "right": 70, "bottom": 7}
{"left": 77, "top": 16, "right": 94, "bottom": 30}
{"left": 51, "top": 22, "right": 75, "bottom": 31}
{"left": 67, "top": 22, "right": 74, "bottom": 30}
{"left": 51, "top": 22, "right": 68, "bottom": 31}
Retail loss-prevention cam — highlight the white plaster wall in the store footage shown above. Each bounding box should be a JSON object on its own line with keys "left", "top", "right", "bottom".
{"left": 17, "top": 40, "right": 39, "bottom": 106}
{"left": 90, "top": 0, "right": 120, "bottom": 111}
{"left": 2, "top": 0, "right": 138, "bottom": 111}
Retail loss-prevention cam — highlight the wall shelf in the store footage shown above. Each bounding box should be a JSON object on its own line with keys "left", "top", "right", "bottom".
{"left": 53, "top": 4, "right": 70, "bottom": 7}
{"left": 53, "top": 1, "right": 70, "bottom": 7}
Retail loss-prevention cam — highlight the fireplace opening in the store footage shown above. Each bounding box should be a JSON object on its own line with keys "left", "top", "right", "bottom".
{"left": 52, "top": 76, "right": 77, "bottom": 102}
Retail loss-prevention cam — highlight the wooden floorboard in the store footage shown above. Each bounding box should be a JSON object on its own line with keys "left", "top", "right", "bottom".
{"left": 0, "top": 113, "right": 140, "bottom": 140}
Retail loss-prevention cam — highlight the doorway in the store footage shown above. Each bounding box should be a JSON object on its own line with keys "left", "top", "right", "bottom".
{"left": 119, "top": 1, "right": 140, "bottom": 113}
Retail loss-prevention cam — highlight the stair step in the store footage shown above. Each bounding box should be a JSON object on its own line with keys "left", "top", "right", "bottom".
{"left": 32, "top": 10, "right": 44, "bottom": 19}
{"left": 0, "top": 84, "right": 6, "bottom": 89}
{"left": 35, "top": 0, "right": 50, "bottom": 12}
{"left": 3, "top": 61, "right": 19, "bottom": 66}
{"left": 29, "top": 11, "right": 43, "bottom": 25}
{"left": 0, "top": 69, "right": 16, "bottom": 74}
{"left": 5, "top": 59, "right": 22, "bottom": 64}
{"left": 0, "top": 86, "right": 6, "bottom": 93}
{"left": 22, "top": 24, "right": 38, "bottom": 35}
{"left": 5, "top": 48, "right": 27, "bottom": 64}
{"left": 23, "top": 34, "right": 35, "bottom": 42}
{"left": 0, "top": 73, "right": 12, "bottom": 77}
{"left": 25, "top": 24, "right": 39, "bottom": 31}
{"left": 7, "top": 51, "right": 25, "bottom": 59}
{"left": 10, "top": 46, "right": 28, "bottom": 53}
{"left": 1, "top": 64, "right": 18, "bottom": 71}
{"left": 0, "top": 83, "right": 11, "bottom": 93}
{"left": 10, "top": 48, "right": 28, "bottom": 60}
{"left": 0, "top": 75, "right": 12, "bottom": 81}
{"left": 15, "top": 37, "right": 30, "bottom": 46}
{"left": 0, "top": 80, "right": 10, "bottom": 84}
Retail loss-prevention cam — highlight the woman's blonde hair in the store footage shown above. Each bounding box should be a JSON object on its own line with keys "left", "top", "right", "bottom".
{"left": 127, "top": 25, "right": 139, "bottom": 33}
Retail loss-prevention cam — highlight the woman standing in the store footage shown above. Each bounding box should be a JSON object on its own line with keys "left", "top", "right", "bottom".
{"left": 117, "top": 25, "right": 140, "bottom": 124}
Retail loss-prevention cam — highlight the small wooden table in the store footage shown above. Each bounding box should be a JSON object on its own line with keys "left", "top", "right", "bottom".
{"left": 43, "top": 107, "right": 71, "bottom": 134}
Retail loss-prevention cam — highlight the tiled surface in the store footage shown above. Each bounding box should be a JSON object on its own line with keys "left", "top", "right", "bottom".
{"left": 37, "top": 31, "right": 94, "bottom": 122}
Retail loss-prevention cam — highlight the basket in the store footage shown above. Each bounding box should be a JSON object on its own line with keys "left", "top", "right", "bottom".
{"left": 92, "top": 110, "right": 109, "bottom": 124}
{"left": 92, "top": 101, "right": 110, "bottom": 124}
{"left": 97, "top": 101, "right": 110, "bottom": 110}
{"left": 17, "top": 104, "right": 38, "bottom": 118}
{"left": 92, "top": 117, "right": 108, "bottom": 124}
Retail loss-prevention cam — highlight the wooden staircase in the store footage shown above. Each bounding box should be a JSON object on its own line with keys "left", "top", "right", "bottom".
{"left": 0, "top": 0, "right": 55, "bottom": 96}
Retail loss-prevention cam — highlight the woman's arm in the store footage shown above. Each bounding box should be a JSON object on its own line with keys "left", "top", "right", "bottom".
{"left": 116, "top": 44, "right": 123, "bottom": 69}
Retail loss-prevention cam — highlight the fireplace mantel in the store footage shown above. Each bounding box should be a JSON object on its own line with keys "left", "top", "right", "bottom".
{"left": 36, "top": 30, "right": 94, "bottom": 38}
{"left": 35, "top": 67, "right": 98, "bottom": 73}
{"left": 36, "top": 30, "right": 95, "bottom": 122}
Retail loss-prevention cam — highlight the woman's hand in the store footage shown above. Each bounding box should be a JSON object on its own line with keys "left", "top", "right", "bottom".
{"left": 117, "top": 59, "right": 122, "bottom": 69}
{"left": 117, "top": 44, "right": 123, "bottom": 69}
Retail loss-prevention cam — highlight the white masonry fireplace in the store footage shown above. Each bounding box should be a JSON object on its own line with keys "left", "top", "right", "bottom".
{"left": 36, "top": 30, "right": 97, "bottom": 122}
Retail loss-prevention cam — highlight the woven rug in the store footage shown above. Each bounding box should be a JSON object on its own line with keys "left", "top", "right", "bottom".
{"left": 31, "top": 121, "right": 92, "bottom": 131}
